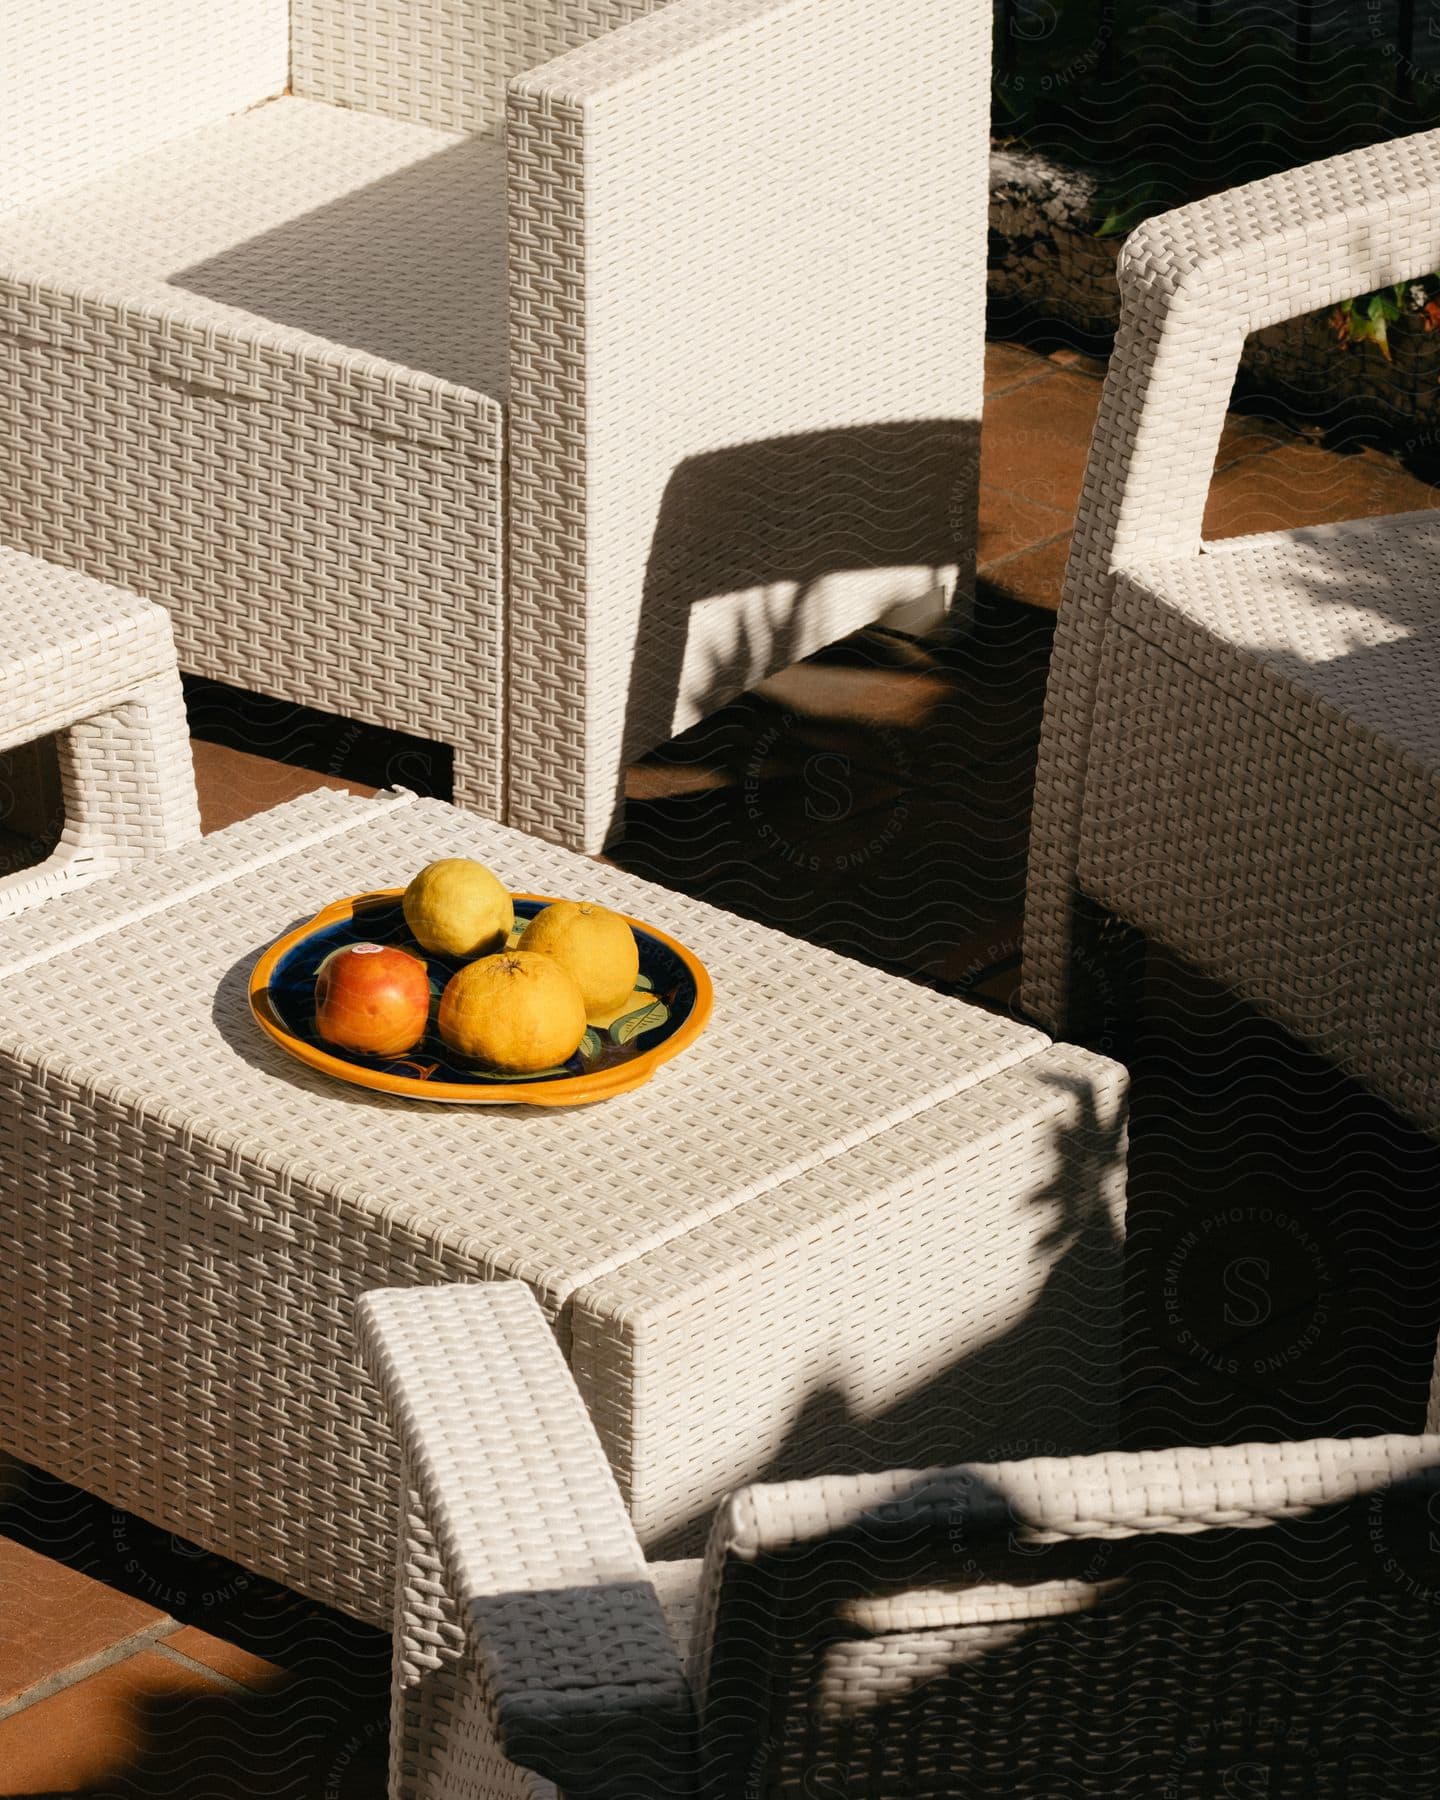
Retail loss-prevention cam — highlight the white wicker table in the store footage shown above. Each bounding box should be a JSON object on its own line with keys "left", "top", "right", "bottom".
{"left": 0, "top": 790, "right": 1124, "bottom": 1625}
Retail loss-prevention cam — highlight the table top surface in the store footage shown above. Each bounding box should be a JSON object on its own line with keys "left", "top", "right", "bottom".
{"left": 0, "top": 790, "right": 1049, "bottom": 1302}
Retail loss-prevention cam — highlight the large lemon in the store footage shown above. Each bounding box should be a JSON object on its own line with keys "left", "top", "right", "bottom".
{"left": 403, "top": 858, "right": 513, "bottom": 959}
{"left": 518, "top": 900, "right": 639, "bottom": 1019}
{"left": 437, "top": 951, "right": 586, "bottom": 1072}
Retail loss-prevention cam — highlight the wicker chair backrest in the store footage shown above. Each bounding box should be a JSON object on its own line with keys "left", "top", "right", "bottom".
{"left": 290, "top": 0, "right": 665, "bottom": 136}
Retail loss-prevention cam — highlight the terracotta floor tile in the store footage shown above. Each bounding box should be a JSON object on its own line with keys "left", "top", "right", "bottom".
{"left": 983, "top": 339, "right": 1054, "bottom": 396}
{"left": 1204, "top": 439, "right": 1440, "bottom": 540}
{"left": 0, "top": 1649, "right": 218, "bottom": 1795}
{"left": 164, "top": 1626, "right": 290, "bottom": 1692}
{"left": 978, "top": 533, "right": 1073, "bottom": 612}
{"left": 978, "top": 483, "right": 1072, "bottom": 565}
{"left": 625, "top": 759, "right": 733, "bottom": 804}
{"left": 1215, "top": 409, "right": 1293, "bottom": 468}
{"left": 189, "top": 739, "right": 374, "bottom": 836}
{"left": 979, "top": 368, "right": 1103, "bottom": 516}
{"left": 1047, "top": 346, "right": 1108, "bottom": 380}
{"left": 756, "top": 655, "right": 951, "bottom": 733}
{"left": 0, "top": 1645, "right": 386, "bottom": 1800}
{"left": 0, "top": 1534, "right": 167, "bottom": 1707}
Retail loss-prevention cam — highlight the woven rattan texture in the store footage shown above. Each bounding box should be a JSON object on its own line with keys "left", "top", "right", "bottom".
{"left": 570, "top": 1042, "right": 1125, "bottom": 1550}
{"left": 1, "top": 548, "right": 184, "bottom": 742}
{"left": 729, "top": 1571, "right": 1440, "bottom": 1795}
{"left": 0, "top": 548, "right": 199, "bottom": 913}
{"left": 4, "top": 0, "right": 986, "bottom": 849}
{"left": 0, "top": 792, "right": 1070, "bottom": 1620}
{"left": 361, "top": 1286, "right": 690, "bottom": 1796}
{"left": 699, "top": 1438, "right": 1440, "bottom": 1797}
{"left": 292, "top": 0, "right": 659, "bottom": 134}
{"left": 391, "top": 1487, "right": 555, "bottom": 1800}
{"left": 0, "top": 788, "right": 407, "bottom": 978}
{"left": 1117, "top": 515, "right": 1440, "bottom": 796}
{"left": 4, "top": 0, "right": 286, "bottom": 210}
{"left": 504, "top": 0, "right": 989, "bottom": 848}
{"left": 0, "top": 97, "right": 504, "bottom": 816}
{"left": 363, "top": 1285, "right": 1440, "bottom": 1797}
{"left": 3, "top": 98, "right": 509, "bottom": 391}
{"left": 1023, "top": 127, "right": 1440, "bottom": 1033}
{"left": 717, "top": 1434, "right": 1440, "bottom": 1550}
{"left": 1081, "top": 623, "right": 1438, "bottom": 1135}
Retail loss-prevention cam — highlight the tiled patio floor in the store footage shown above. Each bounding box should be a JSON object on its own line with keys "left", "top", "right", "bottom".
{"left": 4, "top": 338, "right": 1440, "bottom": 1796}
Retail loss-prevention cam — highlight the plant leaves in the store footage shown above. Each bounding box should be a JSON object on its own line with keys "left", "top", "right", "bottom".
{"left": 1094, "top": 183, "right": 1171, "bottom": 239}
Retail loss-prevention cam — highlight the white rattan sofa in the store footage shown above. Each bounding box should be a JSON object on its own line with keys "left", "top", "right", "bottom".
{"left": 360, "top": 1280, "right": 1440, "bottom": 1799}
{"left": 1, "top": 0, "right": 988, "bottom": 852}
{"left": 1023, "top": 130, "right": 1440, "bottom": 1138}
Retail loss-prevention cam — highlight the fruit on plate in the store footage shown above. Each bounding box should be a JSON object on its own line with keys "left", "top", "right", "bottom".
{"left": 314, "top": 942, "right": 430, "bottom": 1056}
{"left": 437, "top": 951, "right": 587, "bottom": 1072}
{"left": 403, "top": 859, "right": 513, "bottom": 959}
{"left": 517, "top": 900, "right": 639, "bottom": 1019}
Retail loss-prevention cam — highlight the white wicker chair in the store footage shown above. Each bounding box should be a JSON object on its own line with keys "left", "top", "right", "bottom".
{"left": 1, "top": 0, "right": 988, "bottom": 853}
{"left": 359, "top": 1281, "right": 1440, "bottom": 1799}
{"left": 0, "top": 547, "right": 199, "bottom": 917}
{"left": 1022, "top": 130, "right": 1440, "bottom": 1138}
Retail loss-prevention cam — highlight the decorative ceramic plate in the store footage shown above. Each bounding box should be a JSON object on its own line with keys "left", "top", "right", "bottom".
{"left": 249, "top": 890, "right": 713, "bottom": 1106}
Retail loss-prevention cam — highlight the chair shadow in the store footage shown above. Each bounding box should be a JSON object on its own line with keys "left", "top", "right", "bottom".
{"left": 644, "top": 1073, "right": 1127, "bottom": 1562}
{"left": 695, "top": 1458, "right": 1440, "bottom": 1798}
{"left": 609, "top": 419, "right": 980, "bottom": 840}
{"left": 11, "top": 1675, "right": 391, "bottom": 1799}
{"left": 167, "top": 132, "right": 980, "bottom": 857}
{"left": 171, "top": 131, "right": 508, "bottom": 395}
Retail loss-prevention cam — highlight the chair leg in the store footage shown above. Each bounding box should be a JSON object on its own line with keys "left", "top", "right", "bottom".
{"left": 56, "top": 671, "right": 200, "bottom": 860}
{"left": 0, "top": 671, "right": 199, "bottom": 918}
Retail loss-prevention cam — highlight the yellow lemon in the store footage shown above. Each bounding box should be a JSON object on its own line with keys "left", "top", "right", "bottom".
{"left": 437, "top": 951, "right": 586, "bottom": 1072}
{"left": 403, "top": 858, "right": 513, "bottom": 959}
{"left": 518, "top": 900, "right": 640, "bottom": 1020}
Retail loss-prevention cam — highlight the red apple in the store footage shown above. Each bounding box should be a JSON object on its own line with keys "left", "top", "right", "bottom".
{"left": 314, "top": 942, "right": 430, "bottom": 1056}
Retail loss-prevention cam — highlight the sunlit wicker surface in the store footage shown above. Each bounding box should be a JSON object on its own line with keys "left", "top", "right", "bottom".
{"left": 0, "top": 789, "right": 1122, "bottom": 1626}
{"left": 3, "top": 97, "right": 508, "bottom": 392}
{"left": 0, "top": 81, "right": 505, "bottom": 818}
{"left": 1023, "top": 129, "right": 1440, "bottom": 1136}
{"left": 361, "top": 1281, "right": 1440, "bottom": 1799}
{"left": 0, "top": 547, "right": 199, "bottom": 916}
{"left": 2, "top": 0, "right": 989, "bottom": 848}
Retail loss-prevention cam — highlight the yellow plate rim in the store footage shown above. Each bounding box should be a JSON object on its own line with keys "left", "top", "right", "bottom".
{"left": 248, "top": 889, "right": 714, "bottom": 1107}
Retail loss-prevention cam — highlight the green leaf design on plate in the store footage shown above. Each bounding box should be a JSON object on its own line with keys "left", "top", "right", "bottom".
{"left": 579, "top": 1027, "right": 605, "bottom": 1063}
{"left": 609, "top": 999, "right": 669, "bottom": 1045}
{"left": 633, "top": 972, "right": 653, "bottom": 992}
{"left": 451, "top": 1057, "right": 573, "bottom": 1082}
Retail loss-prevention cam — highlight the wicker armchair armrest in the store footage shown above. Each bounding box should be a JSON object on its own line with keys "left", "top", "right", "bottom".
{"left": 357, "top": 1283, "right": 694, "bottom": 1798}
{"left": 1080, "top": 128, "right": 1440, "bottom": 585}
{"left": 716, "top": 1434, "right": 1440, "bottom": 1562}
{"left": 1121, "top": 129, "right": 1440, "bottom": 336}
{"left": 504, "top": 0, "right": 988, "bottom": 848}
{"left": 1023, "top": 128, "right": 1440, "bottom": 1031}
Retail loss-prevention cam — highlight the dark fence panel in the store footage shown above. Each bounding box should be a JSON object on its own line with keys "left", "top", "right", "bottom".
{"left": 994, "top": 0, "right": 1440, "bottom": 216}
{"left": 995, "top": 0, "right": 1437, "bottom": 123}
